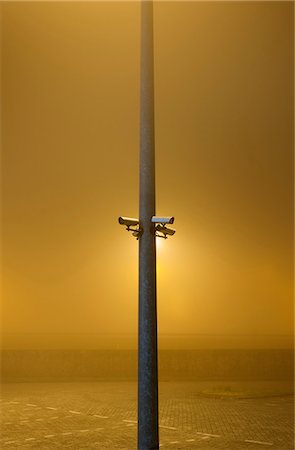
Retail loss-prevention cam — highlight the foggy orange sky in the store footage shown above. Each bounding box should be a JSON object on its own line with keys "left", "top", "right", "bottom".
{"left": 1, "top": 1, "right": 294, "bottom": 347}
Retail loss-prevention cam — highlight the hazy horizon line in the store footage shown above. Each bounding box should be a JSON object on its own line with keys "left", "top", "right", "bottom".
{"left": 1, "top": 332, "right": 294, "bottom": 337}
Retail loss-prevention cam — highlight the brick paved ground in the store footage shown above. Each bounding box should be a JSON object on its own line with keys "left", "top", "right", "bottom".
{"left": 0, "top": 382, "right": 293, "bottom": 449}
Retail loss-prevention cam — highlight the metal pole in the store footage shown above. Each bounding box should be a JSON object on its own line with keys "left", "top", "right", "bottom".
{"left": 138, "top": 0, "right": 159, "bottom": 449}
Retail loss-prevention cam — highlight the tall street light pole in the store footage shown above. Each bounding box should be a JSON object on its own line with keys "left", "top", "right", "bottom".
{"left": 119, "top": 1, "right": 175, "bottom": 449}
{"left": 138, "top": 0, "right": 158, "bottom": 448}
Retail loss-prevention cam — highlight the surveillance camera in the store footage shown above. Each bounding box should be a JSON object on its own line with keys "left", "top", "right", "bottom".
{"left": 151, "top": 216, "right": 174, "bottom": 225}
{"left": 155, "top": 224, "right": 176, "bottom": 236}
{"left": 118, "top": 217, "right": 139, "bottom": 227}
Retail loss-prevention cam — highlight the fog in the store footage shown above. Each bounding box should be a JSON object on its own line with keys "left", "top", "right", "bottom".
{"left": 1, "top": 1, "right": 293, "bottom": 350}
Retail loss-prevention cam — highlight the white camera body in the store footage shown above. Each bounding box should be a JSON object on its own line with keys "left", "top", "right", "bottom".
{"left": 155, "top": 224, "right": 176, "bottom": 237}
{"left": 118, "top": 217, "right": 139, "bottom": 227}
{"left": 151, "top": 216, "right": 174, "bottom": 225}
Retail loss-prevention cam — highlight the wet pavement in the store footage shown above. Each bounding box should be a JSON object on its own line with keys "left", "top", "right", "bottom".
{"left": 0, "top": 381, "right": 293, "bottom": 449}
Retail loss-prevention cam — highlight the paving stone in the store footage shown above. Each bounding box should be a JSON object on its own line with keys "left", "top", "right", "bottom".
{"left": 0, "top": 382, "right": 293, "bottom": 449}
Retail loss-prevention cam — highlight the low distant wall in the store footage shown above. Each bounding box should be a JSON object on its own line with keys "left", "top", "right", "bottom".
{"left": 1, "top": 349, "right": 293, "bottom": 382}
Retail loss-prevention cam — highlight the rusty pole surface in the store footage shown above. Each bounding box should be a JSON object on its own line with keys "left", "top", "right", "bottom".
{"left": 138, "top": 0, "right": 159, "bottom": 449}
